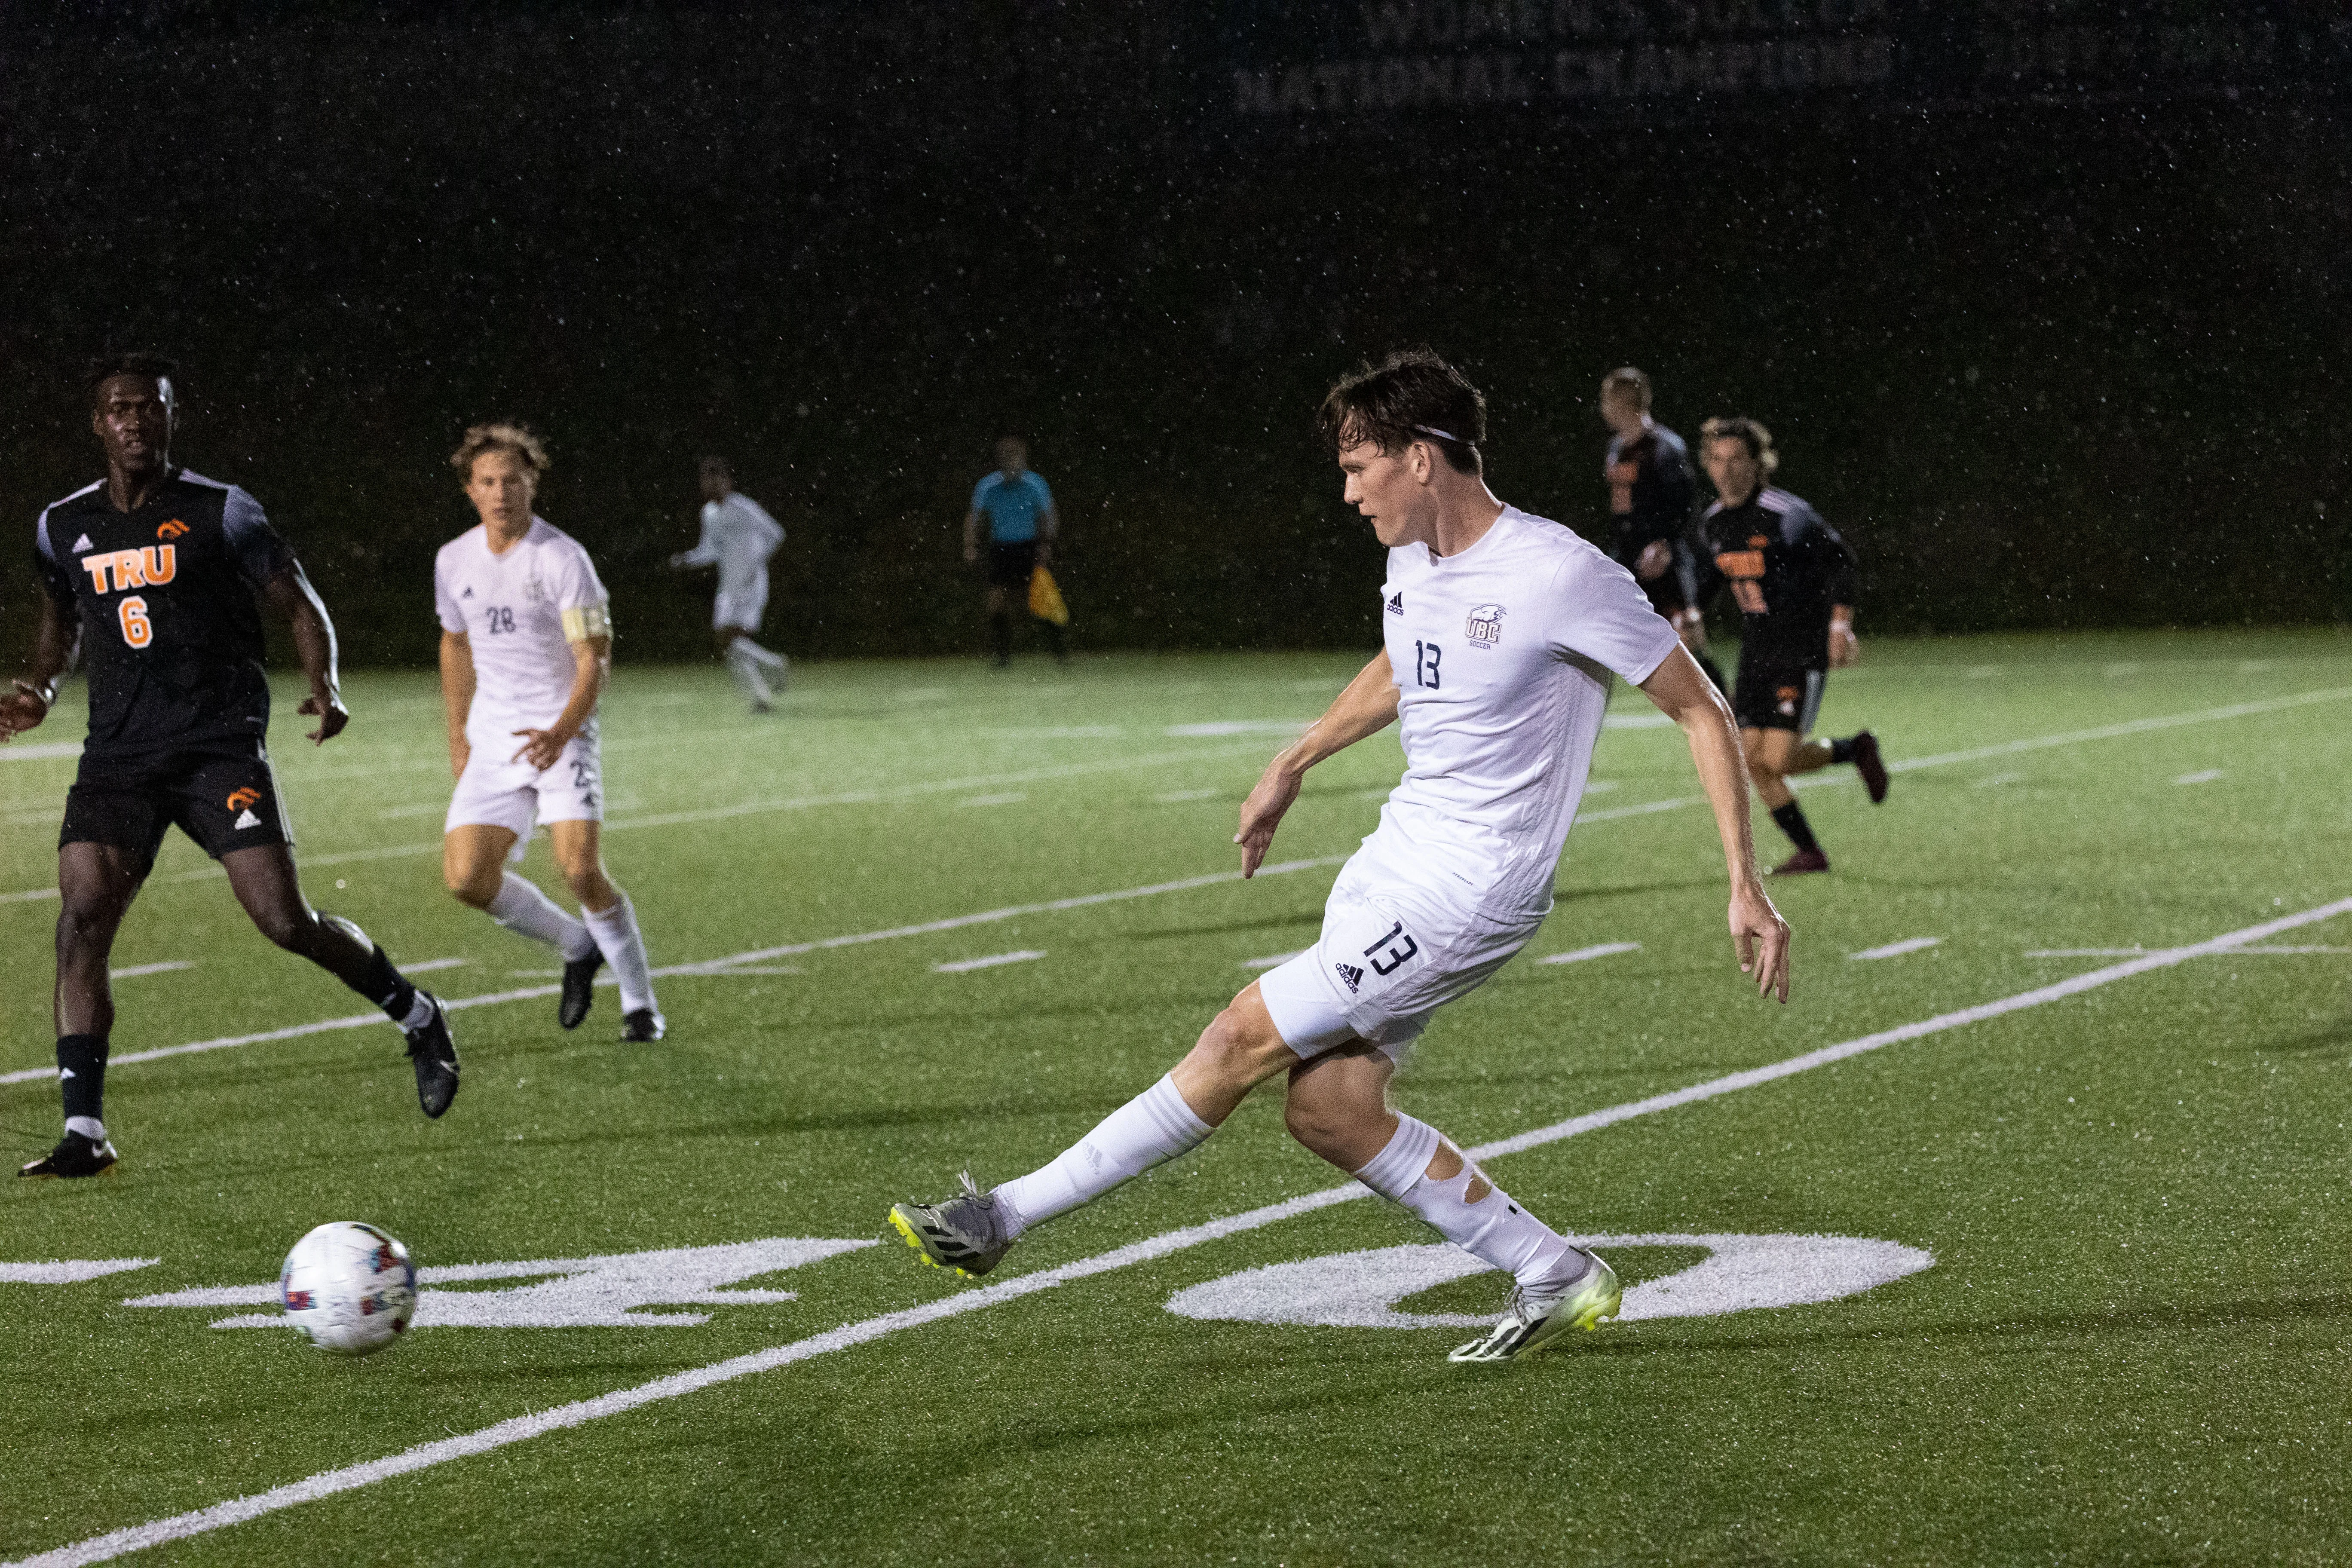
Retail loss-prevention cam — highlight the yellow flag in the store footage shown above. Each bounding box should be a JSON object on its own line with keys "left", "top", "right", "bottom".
{"left": 1028, "top": 564, "right": 1070, "bottom": 627}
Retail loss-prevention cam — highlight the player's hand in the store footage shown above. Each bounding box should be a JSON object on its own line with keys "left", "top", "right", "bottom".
{"left": 0, "top": 681, "right": 52, "bottom": 739}
{"left": 299, "top": 692, "right": 349, "bottom": 745}
{"left": 1234, "top": 757, "right": 1303, "bottom": 878}
{"left": 1635, "top": 540, "right": 1672, "bottom": 581}
{"left": 511, "top": 727, "right": 569, "bottom": 771}
{"left": 1828, "top": 624, "right": 1858, "bottom": 668}
{"left": 1730, "top": 878, "right": 1791, "bottom": 1002}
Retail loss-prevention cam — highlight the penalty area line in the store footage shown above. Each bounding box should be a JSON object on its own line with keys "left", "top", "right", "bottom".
{"left": 18, "top": 893, "right": 2348, "bottom": 1568}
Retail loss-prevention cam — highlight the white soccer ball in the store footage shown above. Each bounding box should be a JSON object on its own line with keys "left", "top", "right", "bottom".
{"left": 279, "top": 1221, "right": 418, "bottom": 1357}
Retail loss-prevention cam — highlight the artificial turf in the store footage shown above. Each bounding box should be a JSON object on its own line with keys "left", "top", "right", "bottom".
{"left": 2, "top": 628, "right": 2347, "bottom": 1565}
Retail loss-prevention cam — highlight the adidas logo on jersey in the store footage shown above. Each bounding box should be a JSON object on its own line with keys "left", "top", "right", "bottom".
{"left": 71, "top": 533, "right": 93, "bottom": 553}
{"left": 461, "top": 587, "right": 474, "bottom": 598}
{"left": 234, "top": 808, "right": 262, "bottom": 830}
{"left": 1334, "top": 962, "right": 1364, "bottom": 994}
{"left": 1386, "top": 592, "right": 1403, "bottom": 615}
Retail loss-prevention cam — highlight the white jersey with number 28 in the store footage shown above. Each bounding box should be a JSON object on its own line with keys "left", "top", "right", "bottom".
{"left": 1363, "top": 503, "right": 1679, "bottom": 922}
{"left": 434, "top": 517, "right": 612, "bottom": 748}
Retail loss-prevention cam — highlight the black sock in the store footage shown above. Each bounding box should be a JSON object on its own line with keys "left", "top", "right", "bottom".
{"left": 1829, "top": 735, "right": 1857, "bottom": 764}
{"left": 1697, "top": 652, "right": 1729, "bottom": 696}
{"left": 1770, "top": 802, "right": 1822, "bottom": 855}
{"left": 353, "top": 943, "right": 419, "bottom": 1024}
{"left": 58, "top": 1034, "right": 107, "bottom": 1124}
{"left": 989, "top": 612, "right": 1012, "bottom": 663}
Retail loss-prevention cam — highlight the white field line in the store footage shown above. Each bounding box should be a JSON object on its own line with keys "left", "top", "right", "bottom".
{"left": 0, "top": 858, "right": 1348, "bottom": 1087}
{"left": 932, "top": 950, "right": 1045, "bottom": 973}
{"left": 21, "top": 894, "right": 2346, "bottom": 1568}
{"left": 2025, "top": 944, "right": 2352, "bottom": 958}
{"left": 107, "top": 962, "right": 194, "bottom": 980}
{"left": 1849, "top": 937, "right": 1941, "bottom": 961}
{"left": 2172, "top": 769, "right": 2224, "bottom": 786}
{"left": 400, "top": 958, "right": 471, "bottom": 974}
{"left": 0, "top": 743, "right": 1277, "bottom": 906}
{"left": 1241, "top": 949, "right": 1307, "bottom": 970}
{"left": 1538, "top": 942, "right": 1641, "bottom": 966}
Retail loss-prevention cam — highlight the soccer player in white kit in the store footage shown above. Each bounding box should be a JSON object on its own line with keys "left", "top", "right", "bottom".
{"left": 671, "top": 456, "right": 787, "bottom": 712}
{"left": 891, "top": 351, "right": 1792, "bottom": 1362}
{"left": 435, "top": 423, "right": 666, "bottom": 1042}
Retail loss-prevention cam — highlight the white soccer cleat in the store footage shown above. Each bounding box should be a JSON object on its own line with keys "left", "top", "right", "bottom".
{"left": 1447, "top": 1251, "right": 1621, "bottom": 1363}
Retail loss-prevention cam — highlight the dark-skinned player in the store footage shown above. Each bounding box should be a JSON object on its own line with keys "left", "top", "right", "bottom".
{"left": 2, "top": 355, "right": 460, "bottom": 1179}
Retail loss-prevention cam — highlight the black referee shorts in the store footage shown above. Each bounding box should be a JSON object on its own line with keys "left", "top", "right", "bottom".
{"left": 985, "top": 539, "right": 1039, "bottom": 592}
{"left": 60, "top": 738, "right": 294, "bottom": 879}
{"left": 1732, "top": 661, "right": 1826, "bottom": 735}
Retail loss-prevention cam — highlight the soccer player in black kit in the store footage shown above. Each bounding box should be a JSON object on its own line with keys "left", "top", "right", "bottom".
{"left": 1, "top": 355, "right": 461, "bottom": 1179}
{"left": 1696, "top": 416, "right": 1889, "bottom": 875}
{"left": 1599, "top": 368, "right": 1727, "bottom": 694}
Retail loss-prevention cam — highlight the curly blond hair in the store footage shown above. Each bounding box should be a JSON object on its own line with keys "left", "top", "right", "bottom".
{"left": 450, "top": 421, "right": 551, "bottom": 479}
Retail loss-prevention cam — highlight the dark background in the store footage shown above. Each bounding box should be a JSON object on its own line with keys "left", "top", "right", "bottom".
{"left": 2, "top": 0, "right": 2343, "bottom": 666}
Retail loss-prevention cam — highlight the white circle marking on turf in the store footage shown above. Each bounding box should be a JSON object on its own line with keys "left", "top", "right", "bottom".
{"left": 1164, "top": 1233, "right": 1934, "bottom": 1330}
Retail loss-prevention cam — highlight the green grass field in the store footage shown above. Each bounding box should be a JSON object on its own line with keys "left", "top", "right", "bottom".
{"left": 3, "top": 629, "right": 2349, "bottom": 1566}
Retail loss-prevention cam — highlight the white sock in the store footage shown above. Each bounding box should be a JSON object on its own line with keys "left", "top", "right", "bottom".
{"left": 1356, "top": 1115, "right": 1581, "bottom": 1289}
{"left": 994, "top": 1074, "right": 1213, "bottom": 1238}
{"left": 725, "top": 641, "right": 774, "bottom": 706}
{"left": 582, "top": 894, "right": 658, "bottom": 1014}
{"left": 398, "top": 991, "right": 436, "bottom": 1030}
{"left": 486, "top": 872, "right": 596, "bottom": 962}
{"left": 65, "top": 1115, "right": 106, "bottom": 1142}
{"left": 740, "top": 639, "right": 787, "bottom": 672}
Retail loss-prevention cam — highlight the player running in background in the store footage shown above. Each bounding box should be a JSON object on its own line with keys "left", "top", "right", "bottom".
{"left": 1599, "top": 366, "right": 1727, "bottom": 694}
{"left": 3, "top": 355, "right": 459, "bottom": 1177}
{"left": 1696, "top": 416, "right": 1890, "bottom": 876}
{"left": 961, "top": 436, "right": 1066, "bottom": 668}
{"left": 671, "top": 456, "right": 788, "bottom": 713}
{"left": 893, "top": 351, "right": 1791, "bottom": 1362}
{"left": 435, "top": 423, "right": 666, "bottom": 1042}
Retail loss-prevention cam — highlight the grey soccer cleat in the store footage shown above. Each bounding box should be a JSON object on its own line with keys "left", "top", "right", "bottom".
{"left": 1448, "top": 1251, "right": 1622, "bottom": 1363}
{"left": 888, "top": 1170, "right": 1014, "bottom": 1280}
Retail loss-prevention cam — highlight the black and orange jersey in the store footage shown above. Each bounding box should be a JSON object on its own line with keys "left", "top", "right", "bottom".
{"left": 34, "top": 468, "right": 294, "bottom": 760}
{"left": 1699, "top": 485, "right": 1857, "bottom": 668}
{"left": 1602, "top": 421, "right": 1698, "bottom": 565}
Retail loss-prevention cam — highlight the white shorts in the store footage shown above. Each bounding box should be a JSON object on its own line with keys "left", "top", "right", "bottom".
{"left": 1256, "top": 861, "right": 1540, "bottom": 1063}
{"left": 713, "top": 580, "right": 768, "bottom": 632}
{"left": 445, "top": 724, "right": 604, "bottom": 860}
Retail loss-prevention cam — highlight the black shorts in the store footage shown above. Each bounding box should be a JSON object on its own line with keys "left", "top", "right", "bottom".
{"left": 60, "top": 738, "right": 294, "bottom": 878}
{"left": 986, "top": 539, "right": 1039, "bottom": 592}
{"left": 1733, "top": 662, "right": 1826, "bottom": 735}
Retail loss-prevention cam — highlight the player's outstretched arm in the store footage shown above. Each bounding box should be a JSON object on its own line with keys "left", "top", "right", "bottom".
{"left": 1638, "top": 644, "right": 1791, "bottom": 1001}
{"left": 961, "top": 508, "right": 982, "bottom": 565}
{"left": 261, "top": 561, "right": 349, "bottom": 744}
{"left": 0, "top": 595, "right": 78, "bottom": 740}
{"left": 1234, "top": 650, "right": 1399, "bottom": 877}
{"left": 439, "top": 632, "right": 476, "bottom": 779}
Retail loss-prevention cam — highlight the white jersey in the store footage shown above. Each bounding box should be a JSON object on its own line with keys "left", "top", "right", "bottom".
{"left": 434, "top": 517, "right": 612, "bottom": 747}
{"left": 680, "top": 492, "right": 784, "bottom": 597}
{"left": 1363, "top": 504, "right": 1678, "bottom": 921}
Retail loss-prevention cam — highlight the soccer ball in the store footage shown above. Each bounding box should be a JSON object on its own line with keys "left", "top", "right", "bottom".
{"left": 279, "top": 1221, "right": 418, "bottom": 1356}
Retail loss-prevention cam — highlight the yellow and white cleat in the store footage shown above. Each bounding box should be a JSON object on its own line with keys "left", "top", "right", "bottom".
{"left": 1448, "top": 1251, "right": 1621, "bottom": 1363}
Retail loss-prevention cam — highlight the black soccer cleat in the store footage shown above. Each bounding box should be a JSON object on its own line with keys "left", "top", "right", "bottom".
{"left": 1769, "top": 848, "right": 1831, "bottom": 876}
{"left": 559, "top": 947, "right": 604, "bottom": 1030}
{"left": 404, "top": 993, "right": 461, "bottom": 1118}
{"left": 18, "top": 1131, "right": 119, "bottom": 1179}
{"left": 1850, "top": 729, "right": 1890, "bottom": 804}
{"left": 621, "top": 1008, "right": 666, "bottom": 1043}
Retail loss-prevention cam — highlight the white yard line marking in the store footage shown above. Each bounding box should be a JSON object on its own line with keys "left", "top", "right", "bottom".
{"left": 932, "top": 950, "right": 1046, "bottom": 973}
{"left": 0, "top": 740, "right": 85, "bottom": 762}
{"left": 1241, "top": 949, "right": 1306, "bottom": 970}
{"left": 401, "top": 958, "right": 470, "bottom": 974}
{"left": 24, "top": 894, "right": 2346, "bottom": 1568}
{"left": 107, "top": 962, "right": 194, "bottom": 980}
{"left": 1153, "top": 788, "right": 1219, "bottom": 803}
{"left": 956, "top": 793, "right": 1029, "bottom": 808}
{"left": 2172, "top": 769, "right": 2224, "bottom": 786}
{"left": 2025, "top": 944, "right": 2352, "bottom": 958}
{"left": 1849, "top": 937, "right": 1942, "bottom": 961}
{"left": 1164, "top": 720, "right": 1311, "bottom": 737}
{"left": 0, "top": 858, "right": 1348, "bottom": 1087}
{"left": 1538, "top": 942, "right": 1641, "bottom": 966}
{"left": 1883, "top": 687, "right": 2350, "bottom": 774}
{"left": 1602, "top": 711, "right": 1675, "bottom": 729}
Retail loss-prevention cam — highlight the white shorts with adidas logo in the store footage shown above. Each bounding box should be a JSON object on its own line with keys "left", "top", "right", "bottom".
{"left": 444, "top": 722, "right": 605, "bottom": 861}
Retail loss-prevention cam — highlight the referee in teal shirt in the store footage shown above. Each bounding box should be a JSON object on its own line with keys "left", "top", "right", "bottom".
{"left": 962, "top": 436, "right": 1066, "bottom": 666}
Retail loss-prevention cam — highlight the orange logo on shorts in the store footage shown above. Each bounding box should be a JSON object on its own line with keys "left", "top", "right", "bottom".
{"left": 225, "top": 787, "right": 261, "bottom": 811}
{"left": 157, "top": 519, "right": 189, "bottom": 539}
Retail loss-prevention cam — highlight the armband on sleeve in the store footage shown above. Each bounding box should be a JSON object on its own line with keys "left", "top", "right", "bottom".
{"left": 561, "top": 602, "right": 612, "bottom": 642}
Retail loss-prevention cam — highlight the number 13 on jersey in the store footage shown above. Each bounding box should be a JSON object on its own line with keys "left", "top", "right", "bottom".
{"left": 1411, "top": 640, "right": 1442, "bottom": 689}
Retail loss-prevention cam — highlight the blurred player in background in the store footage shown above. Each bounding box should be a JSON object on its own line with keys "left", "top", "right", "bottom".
{"left": 1600, "top": 366, "right": 1726, "bottom": 694}
{"left": 4, "top": 355, "right": 460, "bottom": 1176}
{"left": 671, "top": 456, "right": 787, "bottom": 713}
{"left": 436, "top": 423, "right": 666, "bottom": 1042}
{"left": 1697, "top": 416, "right": 1889, "bottom": 875}
{"left": 894, "top": 351, "right": 1791, "bottom": 1363}
{"left": 961, "top": 436, "right": 1067, "bottom": 668}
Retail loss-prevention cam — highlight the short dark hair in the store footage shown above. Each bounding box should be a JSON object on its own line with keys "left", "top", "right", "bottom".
{"left": 700, "top": 455, "right": 731, "bottom": 474}
{"left": 1700, "top": 415, "right": 1780, "bottom": 476}
{"left": 1600, "top": 366, "right": 1652, "bottom": 410}
{"left": 86, "top": 352, "right": 179, "bottom": 405}
{"left": 1317, "top": 348, "right": 1485, "bottom": 475}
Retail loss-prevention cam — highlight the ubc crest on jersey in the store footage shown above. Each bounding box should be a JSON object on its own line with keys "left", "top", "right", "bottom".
{"left": 1464, "top": 604, "right": 1504, "bottom": 647}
